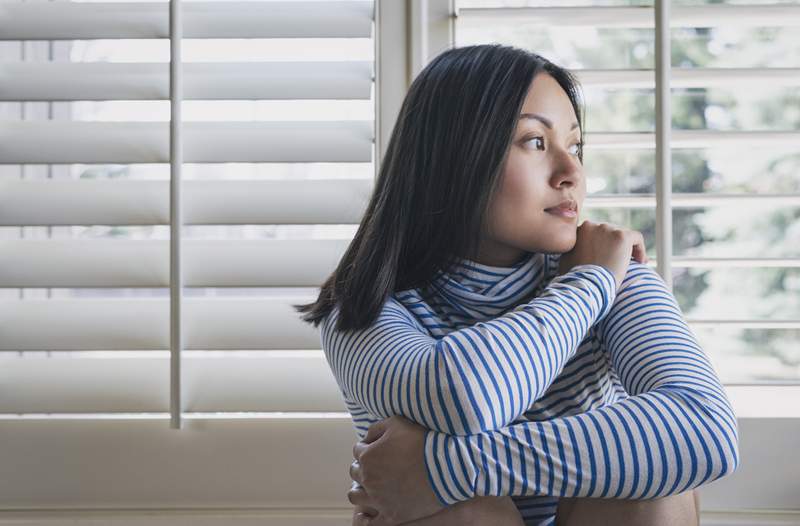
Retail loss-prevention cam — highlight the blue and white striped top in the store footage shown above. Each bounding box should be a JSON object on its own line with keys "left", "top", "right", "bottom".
{"left": 320, "top": 250, "right": 739, "bottom": 525}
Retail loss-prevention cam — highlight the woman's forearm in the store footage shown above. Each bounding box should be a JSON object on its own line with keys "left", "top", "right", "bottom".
{"left": 423, "top": 263, "right": 738, "bottom": 505}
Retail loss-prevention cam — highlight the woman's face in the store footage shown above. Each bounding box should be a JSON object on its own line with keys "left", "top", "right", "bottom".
{"left": 476, "top": 72, "right": 586, "bottom": 267}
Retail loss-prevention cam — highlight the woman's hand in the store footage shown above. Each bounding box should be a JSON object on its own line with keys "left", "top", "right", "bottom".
{"left": 347, "top": 415, "right": 445, "bottom": 525}
{"left": 557, "top": 220, "right": 648, "bottom": 289}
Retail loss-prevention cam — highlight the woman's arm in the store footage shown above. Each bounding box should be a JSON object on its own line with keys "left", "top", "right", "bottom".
{"left": 322, "top": 263, "right": 617, "bottom": 437}
{"left": 422, "top": 262, "right": 739, "bottom": 505}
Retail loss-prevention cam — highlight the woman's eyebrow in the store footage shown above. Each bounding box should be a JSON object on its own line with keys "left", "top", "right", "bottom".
{"left": 519, "top": 112, "right": 579, "bottom": 131}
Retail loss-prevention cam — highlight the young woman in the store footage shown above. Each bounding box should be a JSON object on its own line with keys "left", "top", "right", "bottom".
{"left": 294, "top": 44, "right": 738, "bottom": 526}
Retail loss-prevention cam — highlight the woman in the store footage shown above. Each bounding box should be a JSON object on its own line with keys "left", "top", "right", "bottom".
{"left": 294, "top": 44, "right": 738, "bottom": 525}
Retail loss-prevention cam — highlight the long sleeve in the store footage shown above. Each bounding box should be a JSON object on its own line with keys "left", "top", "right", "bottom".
{"left": 321, "top": 264, "right": 617, "bottom": 437}
{"left": 425, "top": 261, "right": 740, "bottom": 505}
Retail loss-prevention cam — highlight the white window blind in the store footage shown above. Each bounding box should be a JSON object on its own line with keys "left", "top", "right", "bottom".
{"left": 454, "top": 0, "right": 800, "bottom": 389}
{"left": 0, "top": 2, "right": 374, "bottom": 425}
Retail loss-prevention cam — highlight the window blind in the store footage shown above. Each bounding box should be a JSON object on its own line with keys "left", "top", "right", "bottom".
{"left": 454, "top": 0, "right": 800, "bottom": 387}
{"left": 0, "top": 1, "right": 375, "bottom": 424}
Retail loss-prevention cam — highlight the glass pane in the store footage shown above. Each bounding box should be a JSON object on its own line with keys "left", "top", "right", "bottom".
{"left": 537, "top": 84, "right": 798, "bottom": 135}
{"left": 674, "top": 267, "right": 800, "bottom": 320}
{"left": 458, "top": 25, "right": 800, "bottom": 70}
{"left": 584, "top": 88, "right": 654, "bottom": 132}
{"left": 583, "top": 150, "right": 655, "bottom": 194}
{"left": 692, "top": 327, "right": 800, "bottom": 383}
{"left": 673, "top": 27, "right": 800, "bottom": 68}
{"left": 673, "top": 205, "right": 800, "bottom": 258}
{"left": 672, "top": 148, "right": 800, "bottom": 195}
{"left": 673, "top": 86, "right": 800, "bottom": 132}
{"left": 456, "top": 24, "right": 654, "bottom": 69}
{"left": 578, "top": 149, "right": 798, "bottom": 196}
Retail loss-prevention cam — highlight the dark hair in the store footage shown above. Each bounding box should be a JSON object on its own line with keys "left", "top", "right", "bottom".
{"left": 293, "top": 43, "right": 585, "bottom": 332}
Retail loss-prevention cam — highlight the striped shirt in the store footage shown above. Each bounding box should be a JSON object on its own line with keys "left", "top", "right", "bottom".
{"left": 320, "top": 250, "right": 740, "bottom": 525}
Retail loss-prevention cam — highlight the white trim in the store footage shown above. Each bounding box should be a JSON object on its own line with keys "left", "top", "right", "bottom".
{"left": 374, "top": 0, "right": 406, "bottom": 169}
{"left": 723, "top": 386, "right": 800, "bottom": 419}
{"left": 0, "top": 418, "right": 796, "bottom": 513}
{"left": 685, "top": 320, "right": 800, "bottom": 329}
{"left": 169, "top": 0, "right": 183, "bottom": 431}
{"left": 426, "top": 0, "right": 454, "bottom": 64}
{"left": 583, "top": 193, "right": 800, "bottom": 209}
{"left": 654, "top": 0, "right": 672, "bottom": 289}
{"left": 455, "top": 5, "right": 800, "bottom": 28}
{"left": 573, "top": 68, "right": 800, "bottom": 89}
{"left": 408, "top": 0, "right": 429, "bottom": 80}
{"left": 670, "top": 258, "right": 800, "bottom": 268}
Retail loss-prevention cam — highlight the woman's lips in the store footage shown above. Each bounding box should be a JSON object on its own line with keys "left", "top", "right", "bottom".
{"left": 545, "top": 208, "right": 578, "bottom": 218}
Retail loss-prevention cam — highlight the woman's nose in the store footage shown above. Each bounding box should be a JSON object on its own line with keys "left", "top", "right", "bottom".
{"left": 551, "top": 149, "right": 582, "bottom": 188}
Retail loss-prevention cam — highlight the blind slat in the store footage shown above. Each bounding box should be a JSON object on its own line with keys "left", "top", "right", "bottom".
{"left": 0, "top": 1, "right": 374, "bottom": 40}
{"left": 0, "top": 239, "right": 350, "bottom": 288}
{"left": 0, "top": 297, "right": 321, "bottom": 351}
{"left": 0, "top": 121, "right": 374, "bottom": 163}
{"left": 0, "top": 179, "right": 373, "bottom": 225}
{"left": 0, "top": 354, "right": 343, "bottom": 414}
{"left": 0, "top": 61, "right": 374, "bottom": 101}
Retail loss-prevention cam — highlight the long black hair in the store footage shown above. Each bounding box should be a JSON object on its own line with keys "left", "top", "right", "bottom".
{"left": 293, "top": 44, "right": 585, "bottom": 332}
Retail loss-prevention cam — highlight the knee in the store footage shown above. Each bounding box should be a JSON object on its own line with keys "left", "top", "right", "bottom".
{"left": 555, "top": 490, "right": 700, "bottom": 526}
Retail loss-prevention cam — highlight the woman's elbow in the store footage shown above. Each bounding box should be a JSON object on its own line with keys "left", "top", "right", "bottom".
{"left": 718, "top": 419, "right": 740, "bottom": 479}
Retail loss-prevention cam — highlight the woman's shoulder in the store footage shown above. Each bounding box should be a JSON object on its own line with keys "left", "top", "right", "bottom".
{"left": 322, "top": 293, "right": 425, "bottom": 336}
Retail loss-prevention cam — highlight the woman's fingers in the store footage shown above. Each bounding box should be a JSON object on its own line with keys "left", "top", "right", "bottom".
{"left": 349, "top": 482, "right": 380, "bottom": 525}
{"left": 352, "top": 507, "right": 377, "bottom": 526}
{"left": 349, "top": 459, "right": 362, "bottom": 484}
{"left": 353, "top": 512, "right": 370, "bottom": 526}
{"left": 348, "top": 481, "right": 369, "bottom": 505}
{"left": 630, "top": 230, "right": 648, "bottom": 264}
{"left": 353, "top": 440, "right": 369, "bottom": 460}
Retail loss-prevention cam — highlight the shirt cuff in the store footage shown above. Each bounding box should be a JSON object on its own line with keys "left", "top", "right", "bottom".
{"left": 423, "top": 429, "right": 477, "bottom": 506}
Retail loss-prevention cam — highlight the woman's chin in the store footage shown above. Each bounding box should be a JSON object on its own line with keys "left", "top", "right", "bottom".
{"left": 543, "top": 236, "right": 577, "bottom": 254}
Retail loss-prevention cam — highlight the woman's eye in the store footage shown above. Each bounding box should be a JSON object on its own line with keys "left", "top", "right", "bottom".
{"left": 569, "top": 142, "right": 583, "bottom": 156}
{"left": 525, "top": 137, "right": 545, "bottom": 150}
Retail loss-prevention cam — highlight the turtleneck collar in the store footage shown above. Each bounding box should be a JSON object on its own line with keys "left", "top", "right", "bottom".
{"left": 425, "top": 250, "right": 555, "bottom": 322}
